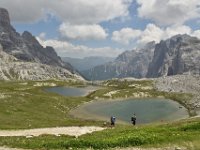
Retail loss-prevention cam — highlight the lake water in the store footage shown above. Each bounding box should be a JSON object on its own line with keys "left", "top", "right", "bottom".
{"left": 70, "top": 99, "right": 189, "bottom": 124}
{"left": 46, "top": 86, "right": 99, "bottom": 97}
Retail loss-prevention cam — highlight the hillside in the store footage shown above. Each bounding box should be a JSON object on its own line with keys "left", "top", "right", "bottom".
{"left": 0, "top": 76, "right": 199, "bottom": 149}
{"left": 0, "top": 8, "right": 83, "bottom": 81}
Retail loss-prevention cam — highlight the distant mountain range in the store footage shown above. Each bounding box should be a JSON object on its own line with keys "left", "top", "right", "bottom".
{"left": 62, "top": 56, "right": 114, "bottom": 71}
{"left": 83, "top": 35, "right": 200, "bottom": 80}
{"left": 0, "top": 8, "right": 83, "bottom": 80}
{"left": 81, "top": 42, "right": 155, "bottom": 80}
{"left": 1, "top": 8, "right": 199, "bottom": 81}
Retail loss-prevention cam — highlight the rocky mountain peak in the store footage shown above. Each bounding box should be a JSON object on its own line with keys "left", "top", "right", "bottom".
{"left": 0, "top": 8, "right": 10, "bottom": 27}
{"left": 82, "top": 42, "right": 156, "bottom": 80}
{"left": 147, "top": 34, "right": 200, "bottom": 77}
{"left": 45, "top": 46, "right": 58, "bottom": 56}
{"left": 22, "top": 31, "right": 41, "bottom": 46}
{"left": 169, "top": 34, "right": 192, "bottom": 41}
{"left": 163, "top": 34, "right": 199, "bottom": 49}
{"left": 0, "top": 8, "right": 83, "bottom": 81}
{"left": 115, "top": 50, "right": 134, "bottom": 62}
{"left": 143, "top": 41, "right": 156, "bottom": 50}
{"left": 115, "top": 41, "right": 156, "bottom": 63}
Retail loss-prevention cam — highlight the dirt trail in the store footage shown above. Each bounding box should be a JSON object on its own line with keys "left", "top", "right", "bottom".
{"left": 0, "top": 147, "right": 25, "bottom": 150}
{"left": 0, "top": 126, "right": 105, "bottom": 137}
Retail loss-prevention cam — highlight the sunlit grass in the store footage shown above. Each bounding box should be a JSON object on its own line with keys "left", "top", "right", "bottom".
{"left": 0, "top": 80, "right": 102, "bottom": 129}
{"left": 0, "top": 79, "right": 199, "bottom": 149}
{"left": 0, "top": 119, "right": 200, "bottom": 149}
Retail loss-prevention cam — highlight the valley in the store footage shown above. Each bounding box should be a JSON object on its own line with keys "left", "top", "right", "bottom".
{"left": 0, "top": 5, "right": 200, "bottom": 150}
{"left": 0, "top": 75, "right": 199, "bottom": 149}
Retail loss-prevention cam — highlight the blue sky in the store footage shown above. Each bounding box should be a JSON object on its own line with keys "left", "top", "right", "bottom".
{"left": 1, "top": 0, "right": 200, "bottom": 58}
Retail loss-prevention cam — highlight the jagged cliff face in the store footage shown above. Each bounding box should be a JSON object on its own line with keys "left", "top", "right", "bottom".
{"left": 147, "top": 34, "right": 200, "bottom": 77}
{"left": 0, "top": 45, "right": 80, "bottom": 80}
{"left": 82, "top": 42, "right": 155, "bottom": 80}
{"left": 0, "top": 8, "right": 73, "bottom": 71}
{"left": 83, "top": 34, "right": 200, "bottom": 80}
{"left": 0, "top": 8, "right": 83, "bottom": 81}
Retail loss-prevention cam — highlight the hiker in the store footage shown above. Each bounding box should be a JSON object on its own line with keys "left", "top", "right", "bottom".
{"left": 131, "top": 114, "right": 136, "bottom": 125}
{"left": 110, "top": 116, "right": 116, "bottom": 127}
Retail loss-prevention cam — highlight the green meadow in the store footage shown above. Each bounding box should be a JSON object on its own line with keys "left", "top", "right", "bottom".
{"left": 0, "top": 79, "right": 199, "bottom": 149}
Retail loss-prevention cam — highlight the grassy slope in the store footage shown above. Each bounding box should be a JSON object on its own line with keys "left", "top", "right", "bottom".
{"left": 0, "top": 80, "right": 102, "bottom": 129}
{"left": 0, "top": 79, "right": 199, "bottom": 149}
{"left": 0, "top": 119, "right": 200, "bottom": 149}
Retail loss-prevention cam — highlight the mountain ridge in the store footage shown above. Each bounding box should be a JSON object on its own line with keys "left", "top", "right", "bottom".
{"left": 0, "top": 8, "right": 83, "bottom": 81}
{"left": 82, "top": 41, "right": 155, "bottom": 80}
{"left": 62, "top": 56, "right": 114, "bottom": 71}
{"left": 83, "top": 34, "right": 200, "bottom": 80}
{"left": 147, "top": 34, "right": 200, "bottom": 77}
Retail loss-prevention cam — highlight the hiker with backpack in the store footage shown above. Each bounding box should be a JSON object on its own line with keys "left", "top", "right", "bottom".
{"left": 110, "top": 116, "right": 116, "bottom": 127}
{"left": 131, "top": 113, "right": 136, "bottom": 125}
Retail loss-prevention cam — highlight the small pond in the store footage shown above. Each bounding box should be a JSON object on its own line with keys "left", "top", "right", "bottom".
{"left": 70, "top": 98, "right": 189, "bottom": 124}
{"left": 46, "top": 86, "right": 99, "bottom": 97}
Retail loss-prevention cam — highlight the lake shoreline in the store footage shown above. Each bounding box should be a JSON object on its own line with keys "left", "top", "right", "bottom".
{"left": 45, "top": 85, "right": 101, "bottom": 97}
{"left": 70, "top": 98, "right": 189, "bottom": 125}
{"left": 45, "top": 85, "right": 191, "bottom": 125}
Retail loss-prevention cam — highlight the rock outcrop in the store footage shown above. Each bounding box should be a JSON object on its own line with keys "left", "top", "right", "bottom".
{"left": 154, "top": 75, "right": 200, "bottom": 114}
{"left": 147, "top": 34, "right": 200, "bottom": 77}
{"left": 0, "top": 8, "right": 83, "bottom": 81}
{"left": 0, "top": 43, "right": 83, "bottom": 80}
{"left": 0, "top": 8, "right": 10, "bottom": 27}
{"left": 82, "top": 42, "right": 155, "bottom": 80}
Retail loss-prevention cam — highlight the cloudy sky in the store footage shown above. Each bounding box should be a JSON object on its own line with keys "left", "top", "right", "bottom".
{"left": 1, "top": 0, "right": 200, "bottom": 58}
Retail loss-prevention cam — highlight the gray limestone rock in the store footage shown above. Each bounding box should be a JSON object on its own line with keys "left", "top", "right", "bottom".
{"left": 0, "top": 44, "right": 83, "bottom": 81}
{"left": 147, "top": 34, "right": 200, "bottom": 77}
{"left": 0, "top": 8, "right": 83, "bottom": 81}
{"left": 82, "top": 42, "right": 155, "bottom": 80}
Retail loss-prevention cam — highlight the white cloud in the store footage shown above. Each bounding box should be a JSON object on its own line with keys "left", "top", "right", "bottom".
{"left": 38, "top": 32, "right": 46, "bottom": 40}
{"left": 165, "top": 25, "right": 192, "bottom": 38}
{"left": 0, "top": 0, "right": 132, "bottom": 24}
{"left": 59, "top": 23, "right": 107, "bottom": 40}
{"left": 138, "top": 24, "right": 193, "bottom": 44}
{"left": 37, "top": 37, "right": 123, "bottom": 58}
{"left": 0, "top": 0, "right": 132, "bottom": 42}
{"left": 138, "top": 24, "right": 164, "bottom": 44}
{"left": 192, "top": 30, "right": 200, "bottom": 39}
{"left": 0, "top": 0, "right": 46, "bottom": 23}
{"left": 112, "top": 24, "right": 199, "bottom": 45}
{"left": 136, "top": 0, "right": 200, "bottom": 25}
{"left": 112, "top": 28, "right": 141, "bottom": 45}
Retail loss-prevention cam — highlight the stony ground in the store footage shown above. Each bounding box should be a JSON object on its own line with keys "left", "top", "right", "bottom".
{"left": 154, "top": 75, "right": 200, "bottom": 114}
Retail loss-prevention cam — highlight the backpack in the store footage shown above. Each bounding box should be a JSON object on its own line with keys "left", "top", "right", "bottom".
{"left": 111, "top": 116, "right": 115, "bottom": 122}
{"left": 131, "top": 117, "right": 136, "bottom": 121}
{"left": 112, "top": 117, "right": 116, "bottom": 122}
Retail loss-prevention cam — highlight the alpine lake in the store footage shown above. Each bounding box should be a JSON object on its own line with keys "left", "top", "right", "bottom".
{"left": 46, "top": 86, "right": 189, "bottom": 124}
